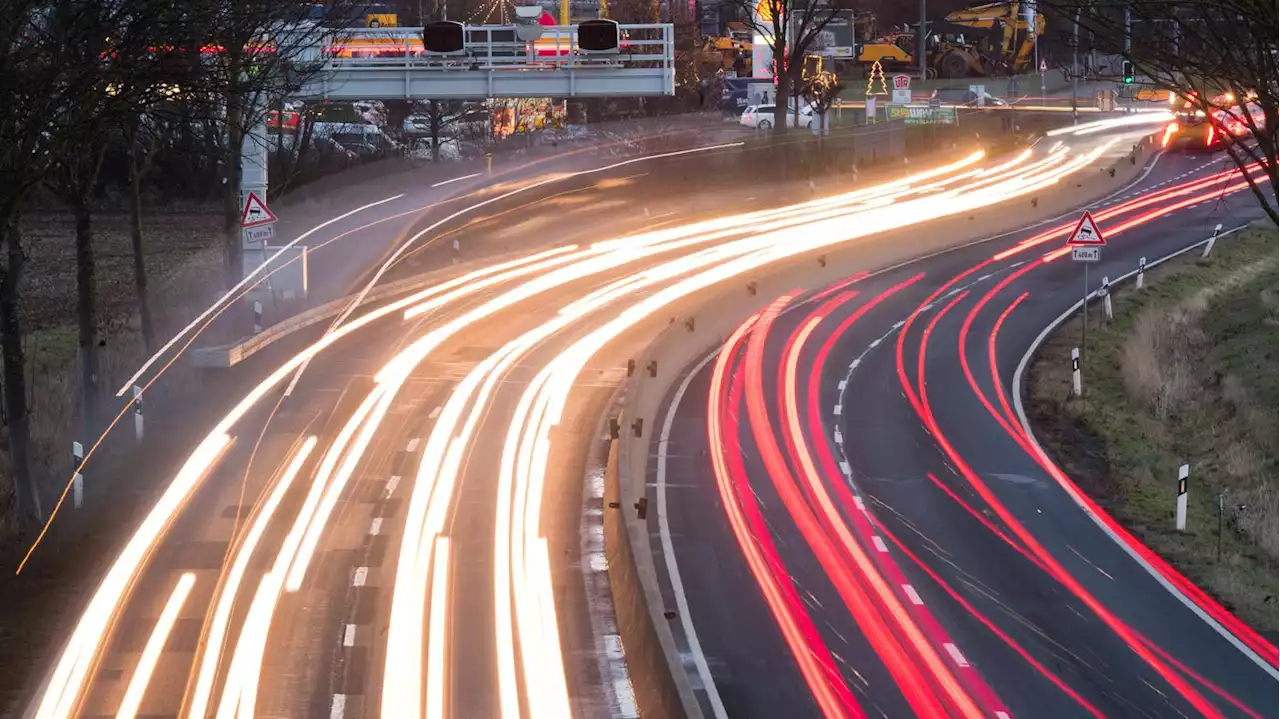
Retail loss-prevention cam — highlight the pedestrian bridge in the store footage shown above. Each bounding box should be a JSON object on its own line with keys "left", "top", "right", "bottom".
{"left": 296, "top": 23, "right": 675, "bottom": 100}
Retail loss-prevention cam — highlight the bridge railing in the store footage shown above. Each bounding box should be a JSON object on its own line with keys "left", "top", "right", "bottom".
{"left": 313, "top": 23, "right": 673, "bottom": 71}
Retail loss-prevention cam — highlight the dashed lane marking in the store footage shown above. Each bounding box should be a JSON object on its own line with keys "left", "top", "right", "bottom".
{"left": 944, "top": 643, "right": 970, "bottom": 668}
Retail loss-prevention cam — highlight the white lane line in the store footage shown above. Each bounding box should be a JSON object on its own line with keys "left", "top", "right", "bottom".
{"left": 853, "top": 496, "right": 866, "bottom": 511}
{"left": 868, "top": 337, "right": 882, "bottom": 349}
{"left": 1011, "top": 223, "right": 1279, "bottom": 679}
{"left": 405, "top": 438, "right": 420, "bottom": 452}
{"left": 369, "top": 518, "right": 383, "bottom": 536}
{"left": 428, "top": 406, "right": 442, "bottom": 420}
{"left": 353, "top": 567, "right": 368, "bottom": 587}
{"left": 833, "top": 429, "right": 843, "bottom": 445}
{"left": 891, "top": 320, "right": 905, "bottom": 330}
{"left": 997, "top": 712, "right": 1012, "bottom": 719}
{"left": 330, "top": 694, "right": 347, "bottom": 719}
{"left": 871, "top": 536, "right": 888, "bottom": 553}
{"left": 837, "top": 380, "right": 847, "bottom": 390}
{"left": 943, "top": 643, "right": 970, "bottom": 668}
{"left": 431, "top": 172, "right": 482, "bottom": 187}
{"left": 849, "top": 358, "right": 860, "bottom": 370}
{"left": 833, "top": 404, "right": 842, "bottom": 416}
{"left": 838, "top": 461, "right": 851, "bottom": 476}
{"left": 903, "top": 584, "right": 924, "bottom": 606}
{"left": 657, "top": 351, "right": 730, "bottom": 719}
{"left": 343, "top": 624, "right": 357, "bottom": 647}
{"left": 386, "top": 475, "right": 400, "bottom": 495}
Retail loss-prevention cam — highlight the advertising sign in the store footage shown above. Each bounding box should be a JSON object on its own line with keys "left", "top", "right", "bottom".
{"left": 804, "top": 12, "right": 856, "bottom": 58}
{"left": 887, "top": 105, "right": 958, "bottom": 125}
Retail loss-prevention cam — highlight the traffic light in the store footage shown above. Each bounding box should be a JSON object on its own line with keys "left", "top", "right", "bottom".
{"left": 577, "top": 19, "right": 620, "bottom": 53}
{"left": 422, "top": 21, "right": 466, "bottom": 54}
{"left": 1122, "top": 60, "right": 1135, "bottom": 84}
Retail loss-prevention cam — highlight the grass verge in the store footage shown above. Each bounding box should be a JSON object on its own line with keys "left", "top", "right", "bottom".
{"left": 1027, "top": 221, "right": 1278, "bottom": 638}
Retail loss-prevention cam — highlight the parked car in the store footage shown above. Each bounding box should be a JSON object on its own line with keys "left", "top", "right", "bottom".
{"left": 930, "top": 87, "right": 1008, "bottom": 106}
{"left": 739, "top": 103, "right": 816, "bottom": 130}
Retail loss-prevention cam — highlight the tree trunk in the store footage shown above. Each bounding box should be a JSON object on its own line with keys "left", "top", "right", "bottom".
{"left": 223, "top": 85, "right": 246, "bottom": 290}
{"left": 773, "top": 62, "right": 791, "bottom": 131}
{"left": 430, "top": 100, "right": 442, "bottom": 162}
{"left": 73, "top": 194, "right": 99, "bottom": 427}
{"left": 0, "top": 214, "right": 39, "bottom": 526}
{"left": 127, "top": 124, "right": 156, "bottom": 352}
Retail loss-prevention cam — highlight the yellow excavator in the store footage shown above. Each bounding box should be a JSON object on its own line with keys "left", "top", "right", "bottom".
{"left": 854, "top": 2, "right": 1045, "bottom": 79}
{"left": 932, "top": 1, "right": 1044, "bottom": 78}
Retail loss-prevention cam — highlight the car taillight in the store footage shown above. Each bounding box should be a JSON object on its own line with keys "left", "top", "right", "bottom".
{"left": 1161, "top": 122, "right": 1178, "bottom": 148}
{"left": 1205, "top": 124, "right": 1215, "bottom": 146}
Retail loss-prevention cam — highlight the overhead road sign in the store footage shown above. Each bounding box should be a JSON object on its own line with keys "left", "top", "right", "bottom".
{"left": 241, "top": 192, "right": 277, "bottom": 228}
{"left": 297, "top": 23, "right": 676, "bottom": 100}
{"left": 1066, "top": 211, "right": 1106, "bottom": 246}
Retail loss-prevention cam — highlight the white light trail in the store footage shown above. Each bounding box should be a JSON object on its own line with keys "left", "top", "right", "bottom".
{"left": 185, "top": 435, "right": 318, "bottom": 719}
{"left": 116, "top": 572, "right": 197, "bottom": 719}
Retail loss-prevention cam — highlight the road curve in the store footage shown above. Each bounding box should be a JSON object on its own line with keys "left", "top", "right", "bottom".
{"left": 656, "top": 152, "right": 1278, "bottom": 718}
{"left": 23, "top": 131, "right": 1121, "bottom": 719}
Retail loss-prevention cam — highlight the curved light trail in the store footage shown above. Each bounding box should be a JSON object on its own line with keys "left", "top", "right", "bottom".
{"left": 32, "top": 135, "right": 1123, "bottom": 719}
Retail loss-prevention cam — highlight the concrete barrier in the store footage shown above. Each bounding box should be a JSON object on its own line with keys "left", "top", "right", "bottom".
{"left": 604, "top": 137, "right": 1158, "bottom": 717}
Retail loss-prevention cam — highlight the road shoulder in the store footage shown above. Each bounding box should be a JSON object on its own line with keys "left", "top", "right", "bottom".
{"left": 1025, "top": 221, "right": 1278, "bottom": 639}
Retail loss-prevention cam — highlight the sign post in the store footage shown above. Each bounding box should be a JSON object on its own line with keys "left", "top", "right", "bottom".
{"left": 1066, "top": 211, "right": 1106, "bottom": 353}
{"left": 132, "top": 385, "right": 144, "bottom": 441}
{"left": 1176, "top": 464, "right": 1189, "bottom": 531}
{"left": 72, "top": 441, "right": 85, "bottom": 509}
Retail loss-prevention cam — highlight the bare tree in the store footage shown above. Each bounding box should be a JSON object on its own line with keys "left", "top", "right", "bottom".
{"left": 0, "top": 0, "right": 166, "bottom": 526}
{"left": 723, "top": 0, "right": 849, "bottom": 130}
{"left": 181, "top": 0, "right": 345, "bottom": 289}
{"left": 1044, "top": 0, "right": 1277, "bottom": 221}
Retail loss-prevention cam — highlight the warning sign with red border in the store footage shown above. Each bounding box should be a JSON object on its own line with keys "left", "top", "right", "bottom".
{"left": 240, "top": 192, "right": 277, "bottom": 228}
{"left": 1065, "top": 211, "right": 1106, "bottom": 246}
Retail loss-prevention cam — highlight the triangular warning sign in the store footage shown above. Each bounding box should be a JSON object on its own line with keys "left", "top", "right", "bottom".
{"left": 1066, "top": 211, "right": 1106, "bottom": 246}
{"left": 241, "top": 192, "right": 277, "bottom": 228}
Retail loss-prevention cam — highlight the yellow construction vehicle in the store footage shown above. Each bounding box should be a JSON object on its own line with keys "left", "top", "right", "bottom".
{"left": 853, "top": 12, "right": 915, "bottom": 67}
{"left": 931, "top": 1, "right": 1044, "bottom": 78}
{"left": 853, "top": 2, "right": 1045, "bottom": 79}
{"left": 701, "top": 23, "right": 753, "bottom": 76}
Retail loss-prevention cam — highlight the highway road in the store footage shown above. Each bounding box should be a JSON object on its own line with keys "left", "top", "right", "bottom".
{"left": 655, "top": 150, "right": 1279, "bottom": 718}
{"left": 17, "top": 118, "right": 1198, "bottom": 719}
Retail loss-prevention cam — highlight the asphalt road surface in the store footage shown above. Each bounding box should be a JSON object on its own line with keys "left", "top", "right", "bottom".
{"left": 18, "top": 122, "right": 1243, "bottom": 719}
{"left": 655, "top": 151, "right": 1278, "bottom": 718}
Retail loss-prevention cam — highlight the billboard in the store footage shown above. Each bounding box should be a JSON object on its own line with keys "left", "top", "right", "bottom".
{"left": 887, "top": 105, "right": 959, "bottom": 125}
{"left": 791, "top": 10, "right": 855, "bottom": 58}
